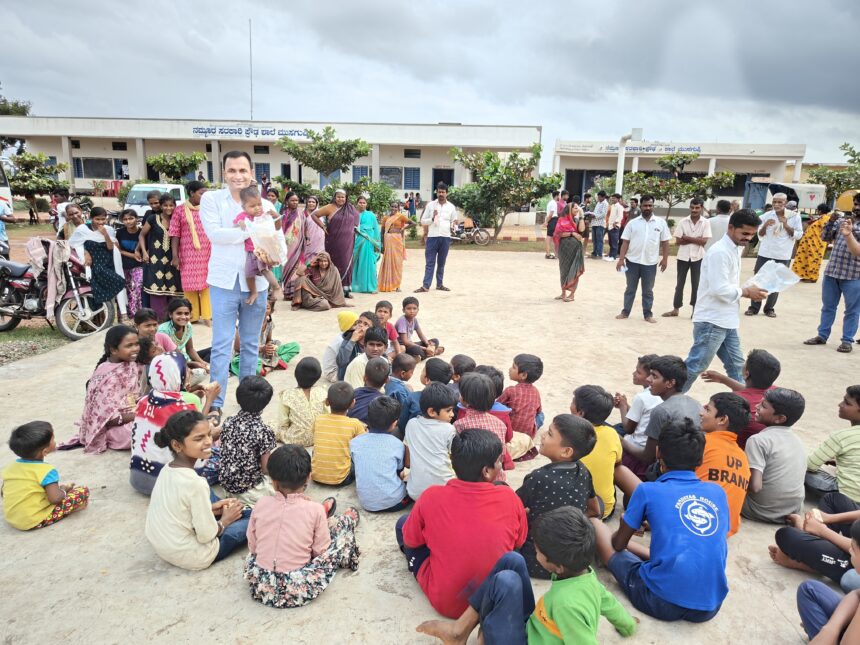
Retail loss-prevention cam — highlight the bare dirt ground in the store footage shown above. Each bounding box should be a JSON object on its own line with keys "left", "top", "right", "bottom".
{"left": 0, "top": 249, "right": 856, "bottom": 644}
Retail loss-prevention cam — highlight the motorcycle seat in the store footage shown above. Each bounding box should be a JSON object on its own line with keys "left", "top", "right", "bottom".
{"left": 0, "top": 259, "right": 30, "bottom": 278}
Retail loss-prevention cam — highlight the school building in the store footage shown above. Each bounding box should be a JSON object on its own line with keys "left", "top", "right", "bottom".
{"left": 0, "top": 116, "right": 542, "bottom": 196}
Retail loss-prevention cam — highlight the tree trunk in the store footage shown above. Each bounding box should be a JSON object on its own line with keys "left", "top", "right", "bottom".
{"left": 492, "top": 209, "right": 507, "bottom": 241}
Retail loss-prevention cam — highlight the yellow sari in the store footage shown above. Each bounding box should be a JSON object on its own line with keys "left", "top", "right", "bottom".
{"left": 791, "top": 216, "right": 829, "bottom": 281}
{"left": 378, "top": 212, "right": 409, "bottom": 292}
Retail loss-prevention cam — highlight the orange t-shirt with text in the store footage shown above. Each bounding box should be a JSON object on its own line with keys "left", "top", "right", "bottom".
{"left": 695, "top": 430, "right": 750, "bottom": 537}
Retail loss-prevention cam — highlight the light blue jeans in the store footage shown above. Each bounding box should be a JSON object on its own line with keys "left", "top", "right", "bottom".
{"left": 684, "top": 321, "right": 745, "bottom": 393}
{"left": 817, "top": 275, "right": 860, "bottom": 344}
{"left": 209, "top": 279, "right": 268, "bottom": 408}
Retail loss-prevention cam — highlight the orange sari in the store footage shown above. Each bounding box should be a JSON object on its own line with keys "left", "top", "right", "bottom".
{"left": 378, "top": 212, "right": 409, "bottom": 292}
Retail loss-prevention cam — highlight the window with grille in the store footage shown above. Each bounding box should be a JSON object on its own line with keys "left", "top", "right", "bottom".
{"left": 404, "top": 167, "right": 420, "bottom": 190}
{"left": 253, "top": 145, "right": 269, "bottom": 154}
{"left": 111, "top": 141, "right": 127, "bottom": 151}
{"left": 352, "top": 165, "right": 369, "bottom": 182}
{"left": 404, "top": 149, "right": 421, "bottom": 159}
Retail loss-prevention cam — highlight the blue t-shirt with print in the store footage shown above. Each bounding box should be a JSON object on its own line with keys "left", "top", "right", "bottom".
{"left": 622, "top": 470, "right": 729, "bottom": 611}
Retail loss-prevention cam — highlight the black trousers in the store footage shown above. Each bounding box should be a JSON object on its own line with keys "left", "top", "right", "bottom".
{"left": 673, "top": 259, "right": 702, "bottom": 309}
{"left": 748, "top": 256, "right": 790, "bottom": 313}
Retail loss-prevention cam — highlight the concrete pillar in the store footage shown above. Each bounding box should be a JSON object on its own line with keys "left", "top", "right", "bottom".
{"left": 707, "top": 157, "right": 717, "bottom": 176}
{"left": 453, "top": 160, "right": 467, "bottom": 187}
{"left": 631, "top": 156, "right": 639, "bottom": 173}
{"left": 210, "top": 139, "right": 222, "bottom": 184}
{"left": 552, "top": 153, "right": 560, "bottom": 173}
{"left": 371, "top": 144, "right": 380, "bottom": 183}
{"left": 135, "top": 138, "right": 146, "bottom": 180}
{"left": 60, "top": 136, "right": 73, "bottom": 183}
{"left": 792, "top": 160, "right": 802, "bottom": 182}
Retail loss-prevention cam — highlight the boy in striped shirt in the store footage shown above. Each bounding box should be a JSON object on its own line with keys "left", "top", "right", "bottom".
{"left": 311, "top": 382, "right": 366, "bottom": 486}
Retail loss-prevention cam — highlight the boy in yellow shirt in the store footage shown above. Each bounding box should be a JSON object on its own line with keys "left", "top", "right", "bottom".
{"left": 311, "top": 382, "right": 366, "bottom": 486}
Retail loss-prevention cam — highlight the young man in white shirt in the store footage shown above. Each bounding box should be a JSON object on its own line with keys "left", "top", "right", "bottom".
{"left": 590, "top": 190, "right": 609, "bottom": 258}
{"left": 416, "top": 182, "right": 458, "bottom": 292}
{"left": 705, "top": 199, "right": 732, "bottom": 251}
{"left": 544, "top": 190, "right": 560, "bottom": 259}
{"left": 663, "top": 197, "right": 712, "bottom": 317}
{"left": 606, "top": 193, "right": 625, "bottom": 261}
{"left": 683, "top": 209, "right": 768, "bottom": 392}
{"left": 615, "top": 195, "right": 671, "bottom": 323}
{"left": 746, "top": 192, "right": 803, "bottom": 318}
{"left": 199, "top": 150, "right": 275, "bottom": 422}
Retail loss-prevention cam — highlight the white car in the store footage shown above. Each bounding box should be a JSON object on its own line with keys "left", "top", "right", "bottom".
{"left": 123, "top": 183, "right": 186, "bottom": 219}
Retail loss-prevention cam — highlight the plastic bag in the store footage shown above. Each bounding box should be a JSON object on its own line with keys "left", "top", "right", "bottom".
{"left": 743, "top": 260, "right": 800, "bottom": 294}
{"left": 247, "top": 215, "right": 287, "bottom": 266}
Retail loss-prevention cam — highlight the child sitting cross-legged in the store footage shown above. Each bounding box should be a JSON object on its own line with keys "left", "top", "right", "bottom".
{"left": 244, "top": 444, "right": 359, "bottom": 608}
{"left": 145, "top": 410, "right": 251, "bottom": 570}
{"left": 350, "top": 396, "right": 412, "bottom": 512}
{"left": 385, "top": 353, "right": 416, "bottom": 438}
{"left": 499, "top": 353, "right": 545, "bottom": 461}
{"left": 375, "top": 299, "right": 403, "bottom": 359}
{"left": 613, "top": 354, "right": 661, "bottom": 452}
{"left": 218, "top": 376, "right": 278, "bottom": 506}
{"left": 806, "top": 384, "right": 860, "bottom": 502}
{"left": 311, "top": 382, "right": 367, "bottom": 486}
{"left": 697, "top": 392, "right": 751, "bottom": 537}
{"left": 277, "top": 357, "right": 329, "bottom": 447}
{"left": 474, "top": 364, "right": 515, "bottom": 442}
{"left": 571, "top": 384, "right": 623, "bottom": 519}
{"left": 403, "top": 382, "right": 458, "bottom": 501}
{"left": 403, "top": 357, "right": 453, "bottom": 432}
{"left": 701, "top": 348, "right": 781, "bottom": 448}
{"left": 742, "top": 387, "right": 807, "bottom": 523}
{"left": 2, "top": 421, "right": 90, "bottom": 530}
{"left": 396, "top": 429, "right": 528, "bottom": 619}
{"left": 417, "top": 506, "right": 637, "bottom": 644}
{"left": 594, "top": 418, "right": 730, "bottom": 622}
{"left": 344, "top": 326, "right": 389, "bottom": 390}
{"left": 347, "top": 357, "right": 390, "bottom": 425}
{"left": 396, "top": 296, "right": 444, "bottom": 360}
{"left": 517, "top": 414, "right": 600, "bottom": 578}
{"left": 454, "top": 372, "right": 513, "bottom": 479}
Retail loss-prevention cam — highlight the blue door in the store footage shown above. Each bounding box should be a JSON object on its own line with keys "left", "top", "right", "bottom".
{"left": 320, "top": 170, "right": 341, "bottom": 188}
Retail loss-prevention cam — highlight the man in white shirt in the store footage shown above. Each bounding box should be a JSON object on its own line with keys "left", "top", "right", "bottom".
{"left": 416, "top": 182, "right": 458, "bottom": 292}
{"left": 590, "top": 190, "right": 609, "bottom": 258}
{"left": 663, "top": 197, "right": 712, "bottom": 317}
{"left": 199, "top": 151, "right": 274, "bottom": 420}
{"left": 544, "top": 189, "right": 560, "bottom": 258}
{"left": 683, "top": 209, "right": 768, "bottom": 391}
{"left": 606, "top": 193, "right": 625, "bottom": 261}
{"left": 615, "top": 195, "right": 671, "bottom": 323}
{"left": 746, "top": 192, "right": 803, "bottom": 318}
{"left": 705, "top": 199, "right": 731, "bottom": 251}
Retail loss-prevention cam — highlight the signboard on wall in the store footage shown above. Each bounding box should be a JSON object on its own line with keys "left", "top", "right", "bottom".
{"left": 557, "top": 142, "right": 703, "bottom": 155}
{"left": 190, "top": 124, "right": 311, "bottom": 140}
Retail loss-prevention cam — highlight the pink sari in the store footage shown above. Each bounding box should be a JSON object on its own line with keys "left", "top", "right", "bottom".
{"left": 304, "top": 208, "right": 326, "bottom": 261}
{"left": 66, "top": 361, "right": 140, "bottom": 454}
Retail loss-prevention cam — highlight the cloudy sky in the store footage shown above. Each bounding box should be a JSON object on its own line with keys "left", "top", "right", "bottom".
{"left": 3, "top": 0, "right": 858, "bottom": 171}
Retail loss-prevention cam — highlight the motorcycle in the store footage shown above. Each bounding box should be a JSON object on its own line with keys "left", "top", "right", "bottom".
{"left": 450, "top": 217, "right": 491, "bottom": 246}
{"left": 0, "top": 238, "right": 9, "bottom": 260}
{"left": 0, "top": 238, "right": 116, "bottom": 340}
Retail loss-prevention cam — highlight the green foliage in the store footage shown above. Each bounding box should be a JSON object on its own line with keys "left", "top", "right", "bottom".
{"left": 145, "top": 152, "right": 207, "bottom": 182}
{"left": 657, "top": 153, "right": 699, "bottom": 177}
{"left": 13, "top": 197, "right": 49, "bottom": 212}
{"left": 273, "top": 177, "right": 315, "bottom": 202}
{"left": 448, "top": 144, "right": 561, "bottom": 239}
{"left": 9, "top": 153, "right": 69, "bottom": 203}
{"left": 808, "top": 143, "right": 860, "bottom": 201}
{"left": 0, "top": 83, "right": 31, "bottom": 152}
{"left": 314, "top": 177, "right": 395, "bottom": 220}
{"left": 277, "top": 126, "right": 371, "bottom": 178}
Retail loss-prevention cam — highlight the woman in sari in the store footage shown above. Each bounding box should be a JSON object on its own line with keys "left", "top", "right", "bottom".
{"left": 61, "top": 325, "right": 141, "bottom": 454}
{"left": 69, "top": 207, "right": 128, "bottom": 314}
{"left": 139, "top": 193, "right": 181, "bottom": 320}
{"left": 792, "top": 203, "right": 834, "bottom": 283}
{"left": 303, "top": 195, "right": 325, "bottom": 262}
{"left": 279, "top": 191, "right": 306, "bottom": 300}
{"left": 378, "top": 201, "right": 414, "bottom": 292}
{"left": 314, "top": 189, "right": 359, "bottom": 297}
{"left": 292, "top": 252, "right": 346, "bottom": 312}
{"left": 351, "top": 196, "right": 381, "bottom": 293}
{"left": 553, "top": 199, "right": 586, "bottom": 302}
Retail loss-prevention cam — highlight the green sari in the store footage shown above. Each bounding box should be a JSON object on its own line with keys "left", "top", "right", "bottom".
{"left": 351, "top": 210, "right": 381, "bottom": 293}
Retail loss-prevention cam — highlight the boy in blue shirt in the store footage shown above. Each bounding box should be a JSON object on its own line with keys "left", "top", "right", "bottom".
{"left": 593, "top": 417, "right": 730, "bottom": 622}
{"left": 347, "top": 357, "right": 389, "bottom": 425}
{"left": 350, "top": 396, "right": 411, "bottom": 512}
{"left": 385, "top": 353, "right": 416, "bottom": 438}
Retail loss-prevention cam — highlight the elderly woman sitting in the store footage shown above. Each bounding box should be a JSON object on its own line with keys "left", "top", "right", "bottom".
{"left": 291, "top": 252, "right": 347, "bottom": 312}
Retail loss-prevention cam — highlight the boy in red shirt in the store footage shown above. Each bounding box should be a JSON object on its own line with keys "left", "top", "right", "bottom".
{"left": 395, "top": 429, "right": 528, "bottom": 618}
{"left": 499, "top": 353, "right": 544, "bottom": 461}
{"left": 702, "top": 348, "right": 780, "bottom": 448}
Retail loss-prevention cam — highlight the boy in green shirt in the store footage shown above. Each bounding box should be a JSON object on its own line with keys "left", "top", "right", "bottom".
{"left": 806, "top": 385, "right": 860, "bottom": 502}
{"left": 416, "top": 506, "right": 636, "bottom": 644}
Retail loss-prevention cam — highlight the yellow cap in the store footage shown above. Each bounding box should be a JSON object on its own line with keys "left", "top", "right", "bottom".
{"left": 337, "top": 311, "right": 359, "bottom": 332}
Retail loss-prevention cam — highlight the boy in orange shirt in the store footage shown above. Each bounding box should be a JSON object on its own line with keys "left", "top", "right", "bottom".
{"left": 697, "top": 392, "right": 751, "bottom": 536}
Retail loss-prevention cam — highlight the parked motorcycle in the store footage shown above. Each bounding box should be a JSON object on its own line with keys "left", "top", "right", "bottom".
{"left": 450, "top": 217, "right": 491, "bottom": 246}
{"left": 0, "top": 238, "right": 9, "bottom": 260}
{"left": 0, "top": 238, "right": 116, "bottom": 340}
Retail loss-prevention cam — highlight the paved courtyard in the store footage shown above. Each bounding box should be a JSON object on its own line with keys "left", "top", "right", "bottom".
{"left": 0, "top": 248, "right": 856, "bottom": 644}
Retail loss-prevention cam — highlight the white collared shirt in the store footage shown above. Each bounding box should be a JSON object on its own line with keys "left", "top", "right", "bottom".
{"left": 200, "top": 188, "right": 274, "bottom": 291}
{"left": 608, "top": 202, "right": 624, "bottom": 229}
{"left": 693, "top": 234, "right": 744, "bottom": 329}
{"left": 420, "top": 200, "right": 458, "bottom": 238}
{"left": 705, "top": 214, "right": 730, "bottom": 250}
{"left": 546, "top": 199, "right": 558, "bottom": 219}
{"left": 674, "top": 216, "right": 712, "bottom": 262}
{"left": 758, "top": 210, "right": 803, "bottom": 260}
{"left": 620, "top": 215, "right": 671, "bottom": 265}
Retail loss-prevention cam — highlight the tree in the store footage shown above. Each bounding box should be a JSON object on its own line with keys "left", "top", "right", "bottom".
{"left": 317, "top": 177, "right": 395, "bottom": 219}
{"left": 623, "top": 153, "right": 734, "bottom": 221}
{"left": 808, "top": 143, "right": 860, "bottom": 201}
{"left": 448, "top": 144, "right": 561, "bottom": 239}
{"left": 9, "top": 152, "right": 69, "bottom": 221}
{"left": 145, "top": 152, "right": 207, "bottom": 183}
{"left": 277, "top": 126, "right": 371, "bottom": 178}
{"left": 272, "top": 177, "right": 315, "bottom": 202}
{"left": 0, "top": 83, "right": 31, "bottom": 152}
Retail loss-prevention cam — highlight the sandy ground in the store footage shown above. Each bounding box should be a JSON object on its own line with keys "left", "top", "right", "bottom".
{"left": 1, "top": 248, "right": 857, "bottom": 644}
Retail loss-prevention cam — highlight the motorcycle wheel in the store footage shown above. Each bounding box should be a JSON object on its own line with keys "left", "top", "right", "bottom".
{"left": 54, "top": 294, "right": 115, "bottom": 341}
{"left": 0, "top": 312, "right": 21, "bottom": 332}
{"left": 473, "top": 228, "right": 491, "bottom": 246}
{"left": 0, "top": 285, "right": 22, "bottom": 331}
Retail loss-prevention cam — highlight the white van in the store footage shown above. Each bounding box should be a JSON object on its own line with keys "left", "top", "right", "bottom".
{"left": 0, "top": 161, "right": 13, "bottom": 215}
{"left": 123, "top": 183, "right": 186, "bottom": 219}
